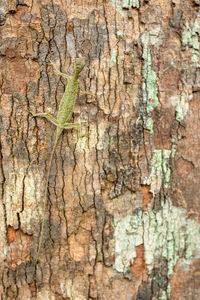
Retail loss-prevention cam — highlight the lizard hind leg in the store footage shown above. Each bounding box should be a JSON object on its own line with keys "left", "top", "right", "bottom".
{"left": 79, "top": 82, "right": 96, "bottom": 98}
{"left": 63, "top": 122, "right": 81, "bottom": 129}
{"left": 62, "top": 122, "right": 84, "bottom": 137}
{"left": 30, "top": 111, "right": 58, "bottom": 127}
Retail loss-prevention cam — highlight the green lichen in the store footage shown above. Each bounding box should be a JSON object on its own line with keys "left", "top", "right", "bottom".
{"left": 161, "top": 291, "right": 167, "bottom": 300}
{"left": 113, "top": 212, "right": 143, "bottom": 273}
{"left": 109, "top": 49, "right": 117, "bottom": 68}
{"left": 142, "top": 46, "right": 159, "bottom": 113}
{"left": 144, "top": 149, "right": 171, "bottom": 194}
{"left": 116, "top": 30, "right": 123, "bottom": 37}
{"left": 145, "top": 117, "right": 154, "bottom": 133}
{"left": 171, "top": 138, "right": 176, "bottom": 158}
{"left": 120, "top": 0, "right": 139, "bottom": 9}
{"left": 148, "top": 26, "right": 162, "bottom": 46}
{"left": 140, "top": 32, "right": 159, "bottom": 133}
{"left": 175, "top": 103, "right": 184, "bottom": 122}
{"left": 175, "top": 93, "right": 189, "bottom": 123}
{"left": 113, "top": 139, "right": 197, "bottom": 298}
{"left": 162, "top": 150, "right": 171, "bottom": 188}
{"left": 113, "top": 199, "right": 200, "bottom": 275}
{"left": 141, "top": 27, "right": 163, "bottom": 47}
{"left": 182, "top": 13, "right": 200, "bottom": 67}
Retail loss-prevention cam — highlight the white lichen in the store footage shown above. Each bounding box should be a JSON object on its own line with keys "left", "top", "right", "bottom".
{"left": 182, "top": 12, "right": 200, "bottom": 67}
{"left": 113, "top": 199, "right": 200, "bottom": 274}
{"left": 143, "top": 149, "right": 171, "bottom": 194}
{"left": 140, "top": 32, "right": 159, "bottom": 133}
{"left": 110, "top": 0, "right": 139, "bottom": 16}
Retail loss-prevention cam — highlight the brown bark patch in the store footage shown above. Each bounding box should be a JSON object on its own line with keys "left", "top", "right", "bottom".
{"left": 6, "top": 229, "right": 32, "bottom": 268}
{"left": 7, "top": 226, "right": 16, "bottom": 243}
{"left": 173, "top": 94, "right": 200, "bottom": 221}
{"left": 130, "top": 245, "right": 146, "bottom": 278}
{"left": 161, "top": 66, "right": 180, "bottom": 94}
{"left": 171, "top": 258, "right": 200, "bottom": 300}
{"left": 68, "top": 229, "right": 90, "bottom": 262}
{"left": 176, "top": 157, "right": 193, "bottom": 178}
{"left": 172, "top": 188, "right": 187, "bottom": 208}
{"left": 141, "top": 185, "right": 153, "bottom": 211}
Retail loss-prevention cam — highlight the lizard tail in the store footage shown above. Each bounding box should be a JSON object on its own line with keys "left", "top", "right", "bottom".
{"left": 35, "top": 134, "right": 60, "bottom": 264}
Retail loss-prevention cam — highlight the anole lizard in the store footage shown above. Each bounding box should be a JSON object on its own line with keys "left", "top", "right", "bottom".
{"left": 30, "top": 57, "right": 95, "bottom": 263}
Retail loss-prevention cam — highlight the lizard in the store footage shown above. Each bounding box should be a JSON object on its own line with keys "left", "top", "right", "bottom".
{"left": 30, "top": 57, "right": 95, "bottom": 264}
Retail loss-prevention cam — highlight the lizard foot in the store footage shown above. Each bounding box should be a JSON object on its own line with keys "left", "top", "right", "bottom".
{"left": 29, "top": 111, "right": 36, "bottom": 117}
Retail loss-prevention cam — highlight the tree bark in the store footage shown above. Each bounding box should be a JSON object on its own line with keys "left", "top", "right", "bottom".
{"left": 0, "top": 0, "right": 200, "bottom": 299}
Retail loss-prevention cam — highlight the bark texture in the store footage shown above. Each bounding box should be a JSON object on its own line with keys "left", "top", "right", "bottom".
{"left": 0, "top": 0, "right": 200, "bottom": 299}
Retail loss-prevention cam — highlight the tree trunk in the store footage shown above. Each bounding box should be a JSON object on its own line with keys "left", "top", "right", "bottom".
{"left": 0, "top": 0, "right": 200, "bottom": 299}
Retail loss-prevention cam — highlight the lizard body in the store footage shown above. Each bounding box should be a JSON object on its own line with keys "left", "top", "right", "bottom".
{"left": 30, "top": 57, "right": 93, "bottom": 263}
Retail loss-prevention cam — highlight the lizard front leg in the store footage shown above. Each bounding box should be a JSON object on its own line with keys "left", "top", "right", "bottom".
{"left": 50, "top": 61, "right": 70, "bottom": 79}
{"left": 79, "top": 81, "right": 103, "bottom": 104}
{"left": 79, "top": 82, "right": 104, "bottom": 112}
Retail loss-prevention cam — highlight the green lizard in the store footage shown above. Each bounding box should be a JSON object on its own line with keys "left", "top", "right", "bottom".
{"left": 30, "top": 57, "right": 95, "bottom": 263}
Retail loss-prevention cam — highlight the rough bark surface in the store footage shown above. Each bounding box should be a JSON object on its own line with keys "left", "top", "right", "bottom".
{"left": 0, "top": 0, "right": 200, "bottom": 299}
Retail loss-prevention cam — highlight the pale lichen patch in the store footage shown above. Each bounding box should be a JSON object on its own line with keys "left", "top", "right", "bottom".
{"left": 88, "top": 124, "right": 98, "bottom": 150}
{"left": 143, "top": 149, "right": 171, "bottom": 194}
{"left": 140, "top": 32, "right": 159, "bottom": 133}
{"left": 60, "top": 277, "right": 88, "bottom": 300}
{"left": 182, "top": 12, "right": 200, "bottom": 67}
{"left": 97, "top": 122, "right": 108, "bottom": 151}
{"left": 75, "top": 136, "right": 87, "bottom": 154}
{"left": 110, "top": 0, "right": 139, "bottom": 17}
{"left": 0, "top": 200, "right": 7, "bottom": 262}
{"left": 108, "top": 49, "right": 117, "bottom": 69}
{"left": 104, "top": 190, "right": 138, "bottom": 218}
{"left": 175, "top": 93, "right": 190, "bottom": 122}
{"left": 4, "top": 166, "right": 42, "bottom": 232}
{"left": 36, "top": 288, "right": 55, "bottom": 300}
{"left": 113, "top": 199, "right": 200, "bottom": 274}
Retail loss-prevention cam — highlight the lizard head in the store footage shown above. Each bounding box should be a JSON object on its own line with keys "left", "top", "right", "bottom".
{"left": 75, "top": 57, "right": 86, "bottom": 75}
